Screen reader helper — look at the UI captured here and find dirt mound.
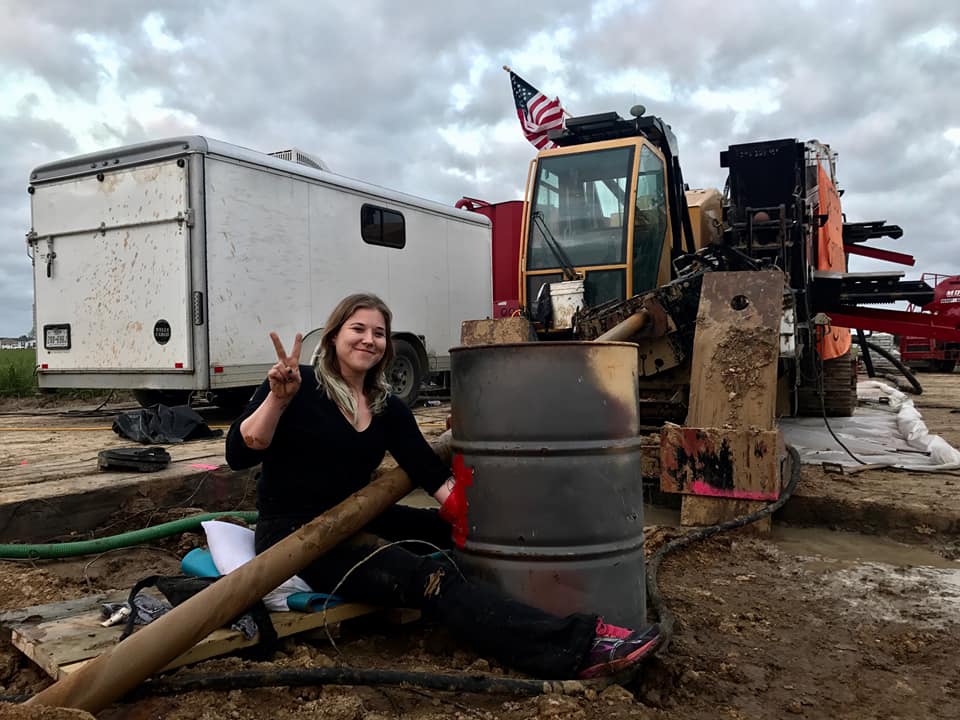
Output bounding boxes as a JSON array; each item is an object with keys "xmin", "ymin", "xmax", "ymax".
[{"xmin": 0, "ymin": 703, "xmax": 94, "ymax": 720}]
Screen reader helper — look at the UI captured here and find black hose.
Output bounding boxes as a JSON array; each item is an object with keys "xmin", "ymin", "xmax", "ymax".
[
  {"xmin": 857, "ymin": 329, "xmax": 876, "ymax": 378},
  {"xmin": 0, "ymin": 694, "xmax": 31, "ymax": 703},
  {"xmin": 645, "ymin": 444, "xmax": 801, "ymax": 652},
  {"xmin": 818, "ymin": 349, "xmax": 866, "ymax": 465},
  {"xmin": 136, "ymin": 667, "xmax": 572, "ymax": 698},
  {"xmin": 858, "ymin": 338, "xmax": 923, "ymax": 395},
  {"xmin": 8, "ymin": 447, "xmax": 802, "ymax": 704}
]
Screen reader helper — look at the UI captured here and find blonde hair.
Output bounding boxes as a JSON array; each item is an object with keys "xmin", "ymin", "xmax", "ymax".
[{"xmin": 311, "ymin": 293, "xmax": 394, "ymax": 423}]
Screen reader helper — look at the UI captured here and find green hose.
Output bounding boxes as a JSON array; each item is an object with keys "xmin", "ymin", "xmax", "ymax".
[{"xmin": 0, "ymin": 511, "xmax": 258, "ymax": 560}]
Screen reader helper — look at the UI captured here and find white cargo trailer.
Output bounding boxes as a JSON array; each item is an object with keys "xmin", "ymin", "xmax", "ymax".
[{"xmin": 27, "ymin": 137, "xmax": 492, "ymax": 408}]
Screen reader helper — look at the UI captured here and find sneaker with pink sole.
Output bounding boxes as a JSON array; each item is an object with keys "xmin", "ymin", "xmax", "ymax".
[{"xmin": 577, "ymin": 618, "xmax": 661, "ymax": 679}]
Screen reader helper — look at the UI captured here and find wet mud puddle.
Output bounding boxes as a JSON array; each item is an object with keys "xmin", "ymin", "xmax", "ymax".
[
  {"xmin": 772, "ymin": 525, "xmax": 960, "ymax": 629},
  {"xmin": 645, "ymin": 503, "xmax": 960, "ymax": 628}
]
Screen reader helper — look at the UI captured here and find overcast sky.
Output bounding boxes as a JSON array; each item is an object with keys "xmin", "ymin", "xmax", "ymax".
[{"xmin": 2, "ymin": 0, "xmax": 958, "ymax": 336}]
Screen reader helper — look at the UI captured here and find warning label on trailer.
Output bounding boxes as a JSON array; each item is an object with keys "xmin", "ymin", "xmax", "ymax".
[{"xmin": 154, "ymin": 319, "xmax": 172, "ymax": 345}]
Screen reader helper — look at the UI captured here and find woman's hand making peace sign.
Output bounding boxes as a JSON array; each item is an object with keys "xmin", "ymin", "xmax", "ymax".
[{"xmin": 267, "ymin": 332, "xmax": 304, "ymax": 402}]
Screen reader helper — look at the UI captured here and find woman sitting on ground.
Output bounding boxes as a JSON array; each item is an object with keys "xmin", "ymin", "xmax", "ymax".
[{"xmin": 225, "ymin": 292, "xmax": 660, "ymax": 679}]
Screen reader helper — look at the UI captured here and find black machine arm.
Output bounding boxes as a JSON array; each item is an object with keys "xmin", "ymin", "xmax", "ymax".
[{"xmin": 842, "ymin": 220, "xmax": 904, "ymax": 244}]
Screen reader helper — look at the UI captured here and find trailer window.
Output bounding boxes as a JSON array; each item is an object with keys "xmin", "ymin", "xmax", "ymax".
[{"xmin": 361, "ymin": 204, "xmax": 406, "ymax": 249}]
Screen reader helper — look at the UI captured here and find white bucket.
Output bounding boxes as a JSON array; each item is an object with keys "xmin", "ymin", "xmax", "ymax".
[{"xmin": 549, "ymin": 279, "xmax": 585, "ymax": 330}]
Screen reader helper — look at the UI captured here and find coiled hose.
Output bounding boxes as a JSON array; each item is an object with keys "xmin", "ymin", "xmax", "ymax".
[
  {"xmin": 0, "ymin": 512, "xmax": 258, "ymax": 560},
  {"xmin": 860, "ymin": 339, "xmax": 923, "ymax": 395}
]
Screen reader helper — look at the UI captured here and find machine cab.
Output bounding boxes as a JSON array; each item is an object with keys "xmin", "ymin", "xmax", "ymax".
[{"xmin": 519, "ymin": 111, "xmax": 697, "ymax": 329}]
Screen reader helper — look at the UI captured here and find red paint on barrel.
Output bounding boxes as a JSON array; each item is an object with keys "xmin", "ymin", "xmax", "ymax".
[{"xmin": 450, "ymin": 453, "xmax": 474, "ymax": 548}]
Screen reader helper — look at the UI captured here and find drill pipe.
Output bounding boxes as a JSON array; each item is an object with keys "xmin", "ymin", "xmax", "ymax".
[
  {"xmin": 595, "ymin": 309, "xmax": 650, "ymax": 342},
  {"xmin": 27, "ymin": 434, "xmax": 452, "ymax": 713}
]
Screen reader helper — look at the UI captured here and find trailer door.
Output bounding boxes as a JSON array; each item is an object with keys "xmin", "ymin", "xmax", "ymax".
[{"xmin": 31, "ymin": 160, "xmax": 194, "ymax": 374}]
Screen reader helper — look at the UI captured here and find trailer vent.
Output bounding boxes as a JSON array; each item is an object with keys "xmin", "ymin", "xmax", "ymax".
[{"xmin": 268, "ymin": 148, "xmax": 329, "ymax": 171}]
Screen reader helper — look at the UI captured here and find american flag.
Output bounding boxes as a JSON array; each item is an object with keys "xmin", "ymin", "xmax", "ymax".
[{"xmin": 509, "ymin": 70, "xmax": 565, "ymax": 150}]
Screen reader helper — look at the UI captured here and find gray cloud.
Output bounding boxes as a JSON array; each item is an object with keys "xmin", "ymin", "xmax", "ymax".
[{"xmin": 0, "ymin": 110, "xmax": 80, "ymax": 336}]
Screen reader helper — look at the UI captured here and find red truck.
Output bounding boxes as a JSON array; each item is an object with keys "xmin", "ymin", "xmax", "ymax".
[{"xmin": 899, "ymin": 273, "xmax": 960, "ymax": 372}]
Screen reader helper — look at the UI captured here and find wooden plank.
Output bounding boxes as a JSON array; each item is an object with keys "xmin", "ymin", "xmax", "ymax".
[
  {"xmin": 0, "ymin": 435, "xmax": 227, "ymax": 489},
  {"xmin": 12, "ymin": 609, "xmax": 118, "ymax": 679},
  {"xmin": 685, "ymin": 270, "xmax": 784, "ymax": 429},
  {"xmin": 459, "ymin": 317, "xmax": 536, "ymax": 346},
  {"xmin": 0, "ymin": 594, "xmax": 116, "ymax": 629},
  {"xmin": 153, "ymin": 603, "xmax": 378, "ymax": 674},
  {"xmin": 0, "ymin": 461, "xmax": 255, "ymax": 543},
  {"xmin": 0, "ymin": 452, "xmax": 227, "ymax": 491},
  {"xmin": 660, "ymin": 425, "xmax": 783, "ymax": 500},
  {"xmin": 639, "ymin": 435, "xmax": 660, "ymax": 479},
  {"xmin": 680, "ymin": 271, "xmax": 784, "ymax": 531},
  {"xmin": 12, "ymin": 600, "xmax": 380, "ymax": 680},
  {"xmin": 680, "ymin": 496, "xmax": 772, "ymax": 534},
  {"xmin": 0, "ymin": 449, "xmax": 228, "ymax": 493},
  {"xmin": 9, "ymin": 591, "xmax": 175, "ymax": 677}
]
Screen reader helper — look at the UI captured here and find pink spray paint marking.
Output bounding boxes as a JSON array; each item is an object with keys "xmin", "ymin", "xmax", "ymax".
[
  {"xmin": 190, "ymin": 463, "xmax": 220, "ymax": 471},
  {"xmin": 450, "ymin": 454, "xmax": 474, "ymax": 549},
  {"xmin": 689, "ymin": 480, "xmax": 778, "ymax": 501}
]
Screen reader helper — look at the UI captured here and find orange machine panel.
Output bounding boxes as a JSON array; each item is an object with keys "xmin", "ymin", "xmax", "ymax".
[{"xmin": 817, "ymin": 163, "xmax": 851, "ymax": 360}]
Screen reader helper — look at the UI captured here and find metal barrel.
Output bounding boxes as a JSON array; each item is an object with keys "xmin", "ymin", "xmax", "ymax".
[{"xmin": 449, "ymin": 341, "xmax": 646, "ymax": 628}]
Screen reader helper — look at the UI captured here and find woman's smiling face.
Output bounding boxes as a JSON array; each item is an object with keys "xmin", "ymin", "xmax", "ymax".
[{"xmin": 333, "ymin": 307, "xmax": 387, "ymax": 380}]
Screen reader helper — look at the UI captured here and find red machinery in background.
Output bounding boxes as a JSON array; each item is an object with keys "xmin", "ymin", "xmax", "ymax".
[
  {"xmin": 456, "ymin": 197, "xmax": 523, "ymax": 318},
  {"xmin": 898, "ymin": 273, "xmax": 960, "ymax": 373}
]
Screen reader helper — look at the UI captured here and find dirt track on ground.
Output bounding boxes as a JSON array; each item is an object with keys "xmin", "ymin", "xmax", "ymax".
[{"xmin": 2, "ymin": 374, "xmax": 959, "ymax": 719}]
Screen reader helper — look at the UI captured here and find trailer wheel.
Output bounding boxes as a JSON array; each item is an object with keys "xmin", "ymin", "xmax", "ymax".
[
  {"xmin": 133, "ymin": 389, "xmax": 192, "ymax": 409},
  {"xmin": 938, "ymin": 360, "xmax": 956, "ymax": 373},
  {"xmin": 389, "ymin": 338, "xmax": 422, "ymax": 407}
]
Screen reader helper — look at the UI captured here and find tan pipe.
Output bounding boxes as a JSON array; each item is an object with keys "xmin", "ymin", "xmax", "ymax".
[
  {"xmin": 28, "ymin": 435, "xmax": 452, "ymax": 713},
  {"xmin": 595, "ymin": 309, "xmax": 650, "ymax": 342}
]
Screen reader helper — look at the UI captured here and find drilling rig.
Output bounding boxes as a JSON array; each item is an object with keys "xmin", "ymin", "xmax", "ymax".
[{"xmin": 483, "ymin": 106, "xmax": 950, "ymax": 420}]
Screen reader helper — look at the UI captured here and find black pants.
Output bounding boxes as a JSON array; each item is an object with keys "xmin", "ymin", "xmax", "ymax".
[{"xmin": 255, "ymin": 505, "xmax": 597, "ymax": 679}]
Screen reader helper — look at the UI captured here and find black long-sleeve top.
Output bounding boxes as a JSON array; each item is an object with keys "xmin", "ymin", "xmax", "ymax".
[{"xmin": 225, "ymin": 366, "xmax": 449, "ymax": 520}]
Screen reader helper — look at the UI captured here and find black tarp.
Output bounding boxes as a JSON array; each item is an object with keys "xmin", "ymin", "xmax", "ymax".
[{"xmin": 111, "ymin": 404, "xmax": 224, "ymax": 444}]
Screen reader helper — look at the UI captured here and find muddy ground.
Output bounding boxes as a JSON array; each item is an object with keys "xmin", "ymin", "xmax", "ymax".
[{"xmin": 2, "ymin": 374, "xmax": 960, "ymax": 719}]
